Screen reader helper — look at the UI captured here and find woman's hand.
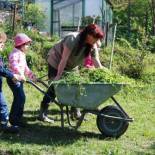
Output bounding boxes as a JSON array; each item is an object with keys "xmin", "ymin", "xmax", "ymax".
[{"xmin": 54, "ymin": 75, "xmax": 61, "ymax": 81}]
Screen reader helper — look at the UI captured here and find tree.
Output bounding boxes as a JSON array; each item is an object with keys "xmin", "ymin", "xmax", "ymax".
[
  {"xmin": 112, "ymin": 0, "xmax": 154, "ymax": 39},
  {"xmin": 23, "ymin": 4, "xmax": 46, "ymax": 30},
  {"xmin": 149, "ymin": 0, "xmax": 155, "ymax": 35}
]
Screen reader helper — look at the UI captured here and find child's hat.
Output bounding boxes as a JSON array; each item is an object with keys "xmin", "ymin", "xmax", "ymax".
[{"xmin": 14, "ymin": 33, "xmax": 32, "ymax": 47}]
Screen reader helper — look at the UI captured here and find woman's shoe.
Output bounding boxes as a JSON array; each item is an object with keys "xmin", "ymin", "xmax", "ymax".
[
  {"xmin": 70, "ymin": 107, "xmax": 81, "ymax": 120},
  {"xmin": 38, "ymin": 115, "xmax": 54, "ymax": 123},
  {"xmin": 38, "ymin": 102, "xmax": 54, "ymax": 123}
]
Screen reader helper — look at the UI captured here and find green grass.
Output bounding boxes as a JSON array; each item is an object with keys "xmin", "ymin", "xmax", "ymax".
[{"xmin": 0, "ymin": 80, "xmax": 154, "ymax": 155}]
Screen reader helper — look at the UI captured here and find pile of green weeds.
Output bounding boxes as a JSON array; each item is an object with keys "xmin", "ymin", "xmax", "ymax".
[{"xmin": 55, "ymin": 68, "xmax": 134, "ymax": 84}]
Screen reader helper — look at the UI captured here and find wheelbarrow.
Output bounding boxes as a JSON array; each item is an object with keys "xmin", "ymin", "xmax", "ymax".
[{"xmin": 27, "ymin": 80, "xmax": 133, "ymax": 138}]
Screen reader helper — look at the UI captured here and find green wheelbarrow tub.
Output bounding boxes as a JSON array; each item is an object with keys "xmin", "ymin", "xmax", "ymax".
[{"xmin": 53, "ymin": 83, "xmax": 125, "ymax": 109}]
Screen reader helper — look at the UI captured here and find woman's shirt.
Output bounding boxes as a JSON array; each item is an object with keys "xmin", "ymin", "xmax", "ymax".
[
  {"xmin": 8, "ymin": 48, "xmax": 34, "ymax": 80},
  {"xmin": 48, "ymin": 32, "xmax": 97, "ymax": 70}
]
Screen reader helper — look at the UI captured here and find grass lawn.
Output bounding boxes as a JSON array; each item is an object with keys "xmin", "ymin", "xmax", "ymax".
[{"xmin": 0, "ymin": 80, "xmax": 154, "ymax": 155}]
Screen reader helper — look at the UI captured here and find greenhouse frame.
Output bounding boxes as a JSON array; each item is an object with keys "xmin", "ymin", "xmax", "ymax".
[
  {"xmin": 34, "ymin": 0, "xmax": 113, "ymax": 42},
  {"xmin": 0, "ymin": 0, "xmax": 113, "ymax": 43}
]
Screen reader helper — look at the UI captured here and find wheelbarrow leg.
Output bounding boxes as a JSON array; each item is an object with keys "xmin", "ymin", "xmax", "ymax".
[
  {"xmin": 75, "ymin": 111, "xmax": 86, "ymax": 130},
  {"xmin": 111, "ymin": 96, "xmax": 131, "ymax": 119},
  {"xmin": 66, "ymin": 106, "xmax": 86, "ymax": 130},
  {"xmin": 60, "ymin": 104, "xmax": 64, "ymax": 128}
]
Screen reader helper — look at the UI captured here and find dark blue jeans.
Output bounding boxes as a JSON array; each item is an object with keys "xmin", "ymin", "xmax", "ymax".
[
  {"xmin": 0, "ymin": 92, "xmax": 9, "ymax": 125},
  {"xmin": 7, "ymin": 79, "xmax": 25, "ymax": 125}
]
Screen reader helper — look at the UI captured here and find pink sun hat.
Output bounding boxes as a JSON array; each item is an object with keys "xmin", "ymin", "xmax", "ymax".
[{"xmin": 14, "ymin": 33, "xmax": 32, "ymax": 47}]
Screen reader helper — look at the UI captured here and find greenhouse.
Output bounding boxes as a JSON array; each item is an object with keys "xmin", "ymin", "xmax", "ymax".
[
  {"xmin": 0, "ymin": 0, "xmax": 113, "ymax": 43},
  {"xmin": 34, "ymin": 0, "xmax": 113, "ymax": 42}
]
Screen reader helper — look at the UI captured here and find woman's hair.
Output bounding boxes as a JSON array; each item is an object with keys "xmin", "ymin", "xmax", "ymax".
[{"xmin": 76, "ymin": 24, "xmax": 104, "ymax": 57}]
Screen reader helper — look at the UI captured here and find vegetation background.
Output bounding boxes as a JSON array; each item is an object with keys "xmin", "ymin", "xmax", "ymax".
[{"xmin": 0, "ymin": 0, "xmax": 155, "ymax": 154}]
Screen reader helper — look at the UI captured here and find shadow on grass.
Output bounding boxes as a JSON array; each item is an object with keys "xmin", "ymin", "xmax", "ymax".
[
  {"xmin": 0, "ymin": 122, "xmax": 108, "ymax": 146},
  {"xmin": 24, "ymin": 109, "xmax": 64, "ymax": 116},
  {"xmin": 24, "ymin": 109, "xmax": 74, "ymax": 122},
  {"xmin": 0, "ymin": 108, "xmax": 115, "ymax": 146}
]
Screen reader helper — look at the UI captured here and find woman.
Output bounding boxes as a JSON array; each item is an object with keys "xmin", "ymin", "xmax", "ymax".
[{"xmin": 39, "ymin": 24, "xmax": 104, "ymax": 122}]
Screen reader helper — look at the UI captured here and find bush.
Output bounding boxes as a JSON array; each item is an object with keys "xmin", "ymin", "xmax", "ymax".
[
  {"xmin": 118, "ymin": 47, "xmax": 147, "ymax": 79},
  {"xmin": 100, "ymin": 38, "xmax": 148, "ymax": 79},
  {"xmin": 1, "ymin": 28, "xmax": 59, "ymax": 76},
  {"xmin": 23, "ymin": 4, "xmax": 46, "ymax": 30},
  {"xmin": 2, "ymin": 41, "xmax": 14, "ymax": 68},
  {"xmin": 141, "ymin": 73, "xmax": 155, "ymax": 84},
  {"xmin": 146, "ymin": 36, "xmax": 155, "ymax": 53}
]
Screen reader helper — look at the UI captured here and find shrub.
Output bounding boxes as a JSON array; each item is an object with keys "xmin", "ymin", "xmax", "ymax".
[
  {"xmin": 23, "ymin": 4, "xmax": 46, "ymax": 30},
  {"xmin": 146, "ymin": 36, "xmax": 155, "ymax": 53},
  {"xmin": 100, "ymin": 38, "xmax": 148, "ymax": 79}
]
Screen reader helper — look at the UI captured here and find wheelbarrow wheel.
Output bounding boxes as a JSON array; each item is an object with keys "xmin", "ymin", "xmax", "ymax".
[{"xmin": 97, "ymin": 105, "xmax": 129, "ymax": 138}]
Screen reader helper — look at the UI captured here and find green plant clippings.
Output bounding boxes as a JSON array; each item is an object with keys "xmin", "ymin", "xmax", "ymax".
[{"xmin": 53, "ymin": 68, "xmax": 134, "ymax": 85}]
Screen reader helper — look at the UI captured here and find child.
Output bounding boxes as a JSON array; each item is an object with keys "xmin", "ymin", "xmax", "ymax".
[
  {"xmin": 7, "ymin": 33, "xmax": 37, "ymax": 127},
  {"xmin": 84, "ymin": 40, "xmax": 102, "ymax": 69},
  {"xmin": 0, "ymin": 32, "xmax": 20, "ymax": 133},
  {"xmin": 84, "ymin": 53, "xmax": 95, "ymax": 68}
]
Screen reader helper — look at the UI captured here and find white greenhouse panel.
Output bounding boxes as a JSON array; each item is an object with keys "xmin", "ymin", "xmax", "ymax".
[
  {"xmin": 35, "ymin": 0, "xmax": 51, "ymax": 33},
  {"xmin": 85, "ymin": 0, "xmax": 102, "ymax": 17},
  {"xmin": 54, "ymin": 0, "xmax": 81, "ymax": 9}
]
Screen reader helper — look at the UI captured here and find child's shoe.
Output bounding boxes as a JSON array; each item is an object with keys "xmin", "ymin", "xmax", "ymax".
[
  {"xmin": 0, "ymin": 124, "xmax": 19, "ymax": 133},
  {"xmin": 10, "ymin": 121, "xmax": 27, "ymax": 128}
]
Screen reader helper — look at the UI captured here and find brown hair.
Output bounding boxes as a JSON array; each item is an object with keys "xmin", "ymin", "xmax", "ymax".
[
  {"xmin": 76, "ymin": 24, "xmax": 104, "ymax": 57},
  {"xmin": 83, "ymin": 24, "xmax": 104, "ymax": 39}
]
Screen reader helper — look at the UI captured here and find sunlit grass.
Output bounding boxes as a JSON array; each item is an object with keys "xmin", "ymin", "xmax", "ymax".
[{"xmin": 0, "ymin": 80, "xmax": 154, "ymax": 155}]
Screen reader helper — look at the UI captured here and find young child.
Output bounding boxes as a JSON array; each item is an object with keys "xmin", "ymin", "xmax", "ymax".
[
  {"xmin": 0, "ymin": 32, "xmax": 20, "ymax": 133},
  {"xmin": 84, "ymin": 40, "xmax": 102, "ymax": 68},
  {"xmin": 84, "ymin": 53, "xmax": 95, "ymax": 69},
  {"xmin": 7, "ymin": 33, "xmax": 37, "ymax": 127}
]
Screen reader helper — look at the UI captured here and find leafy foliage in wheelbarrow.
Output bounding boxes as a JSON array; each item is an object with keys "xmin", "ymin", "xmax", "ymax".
[{"xmin": 56, "ymin": 68, "xmax": 134, "ymax": 84}]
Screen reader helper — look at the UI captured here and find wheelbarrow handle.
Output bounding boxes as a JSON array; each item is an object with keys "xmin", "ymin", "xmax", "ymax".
[
  {"xmin": 36, "ymin": 78, "xmax": 49, "ymax": 88},
  {"xmin": 26, "ymin": 80, "xmax": 46, "ymax": 95}
]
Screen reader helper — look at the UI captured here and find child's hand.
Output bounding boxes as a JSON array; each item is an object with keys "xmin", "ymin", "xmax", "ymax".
[
  {"xmin": 20, "ymin": 75, "xmax": 26, "ymax": 82},
  {"xmin": 31, "ymin": 74, "xmax": 37, "ymax": 82},
  {"xmin": 12, "ymin": 74, "xmax": 19, "ymax": 83},
  {"xmin": 12, "ymin": 74, "xmax": 26, "ymax": 83}
]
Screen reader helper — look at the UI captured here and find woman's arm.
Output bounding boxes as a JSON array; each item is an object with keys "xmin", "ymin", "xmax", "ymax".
[
  {"xmin": 54, "ymin": 45, "xmax": 71, "ymax": 80},
  {"xmin": 92, "ymin": 46, "xmax": 103, "ymax": 68}
]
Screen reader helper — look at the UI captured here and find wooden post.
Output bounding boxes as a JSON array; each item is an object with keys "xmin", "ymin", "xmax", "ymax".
[
  {"xmin": 12, "ymin": 4, "xmax": 17, "ymax": 32},
  {"xmin": 50, "ymin": 0, "xmax": 54, "ymax": 35},
  {"xmin": 77, "ymin": 17, "xmax": 81, "ymax": 31},
  {"xmin": 22, "ymin": 0, "xmax": 25, "ymax": 20},
  {"xmin": 109, "ymin": 23, "xmax": 117, "ymax": 70},
  {"xmin": 105, "ymin": 22, "xmax": 109, "ymax": 46},
  {"xmin": 127, "ymin": 0, "xmax": 131, "ymax": 38}
]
